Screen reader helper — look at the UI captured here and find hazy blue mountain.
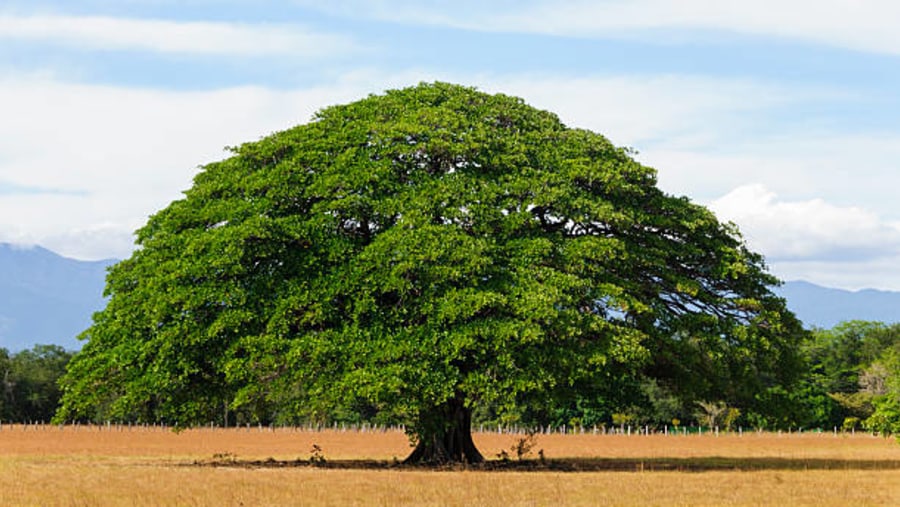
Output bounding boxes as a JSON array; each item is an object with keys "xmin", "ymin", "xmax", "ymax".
[
  {"xmin": 0, "ymin": 243, "xmax": 115, "ymax": 351},
  {"xmin": 776, "ymin": 280, "xmax": 900, "ymax": 329}
]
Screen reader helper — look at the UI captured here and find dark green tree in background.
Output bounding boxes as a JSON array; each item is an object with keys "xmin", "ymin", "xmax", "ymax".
[
  {"xmin": 1, "ymin": 345, "xmax": 72, "ymax": 422},
  {"xmin": 56, "ymin": 83, "xmax": 806, "ymax": 463}
]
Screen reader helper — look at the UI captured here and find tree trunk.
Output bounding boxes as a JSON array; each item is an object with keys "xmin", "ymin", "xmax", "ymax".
[{"xmin": 404, "ymin": 397, "xmax": 484, "ymax": 465}]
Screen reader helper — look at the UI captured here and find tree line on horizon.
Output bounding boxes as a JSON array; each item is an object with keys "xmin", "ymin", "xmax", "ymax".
[{"xmin": 0, "ymin": 345, "xmax": 72, "ymax": 423}]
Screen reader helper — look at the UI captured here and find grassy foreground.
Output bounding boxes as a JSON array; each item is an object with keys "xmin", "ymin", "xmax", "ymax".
[{"xmin": 2, "ymin": 425, "xmax": 900, "ymax": 506}]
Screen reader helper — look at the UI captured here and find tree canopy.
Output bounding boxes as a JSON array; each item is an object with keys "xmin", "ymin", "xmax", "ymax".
[{"xmin": 56, "ymin": 82, "xmax": 806, "ymax": 463}]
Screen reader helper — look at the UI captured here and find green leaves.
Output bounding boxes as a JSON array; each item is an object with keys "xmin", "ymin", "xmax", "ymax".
[{"xmin": 57, "ymin": 82, "xmax": 804, "ymax": 436}]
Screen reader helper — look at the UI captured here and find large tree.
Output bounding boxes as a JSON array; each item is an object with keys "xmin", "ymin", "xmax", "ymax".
[{"xmin": 56, "ymin": 82, "xmax": 805, "ymax": 463}]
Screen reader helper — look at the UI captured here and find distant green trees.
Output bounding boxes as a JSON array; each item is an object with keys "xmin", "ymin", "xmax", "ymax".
[
  {"xmin": 800, "ymin": 321, "xmax": 900, "ymax": 433},
  {"xmin": 0, "ymin": 345, "xmax": 72, "ymax": 422}
]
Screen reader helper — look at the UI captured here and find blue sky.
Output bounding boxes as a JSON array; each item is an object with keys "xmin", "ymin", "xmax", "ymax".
[{"xmin": 2, "ymin": 1, "xmax": 900, "ymax": 290}]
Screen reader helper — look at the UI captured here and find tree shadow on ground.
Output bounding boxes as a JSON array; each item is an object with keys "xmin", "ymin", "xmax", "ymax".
[{"xmin": 191, "ymin": 456, "xmax": 900, "ymax": 473}]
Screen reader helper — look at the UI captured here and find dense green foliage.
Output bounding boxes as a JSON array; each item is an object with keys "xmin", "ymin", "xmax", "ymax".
[
  {"xmin": 56, "ymin": 83, "xmax": 806, "ymax": 461},
  {"xmin": 0, "ymin": 345, "xmax": 72, "ymax": 422},
  {"xmin": 798, "ymin": 321, "xmax": 900, "ymax": 433}
]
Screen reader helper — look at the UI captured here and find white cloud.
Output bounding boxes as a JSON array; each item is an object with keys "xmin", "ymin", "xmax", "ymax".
[
  {"xmin": 0, "ymin": 74, "xmax": 384, "ymax": 259},
  {"xmin": 0, "ymin": 199, "xmax": 139, "ymax": 260},
  {"xmin": 710, "ymin": 184, "xmax": 900, "ymax": 262},
  {"xmin": 0, "ymin": 13, "xmax": 357, "ymax": 57},
  {"xmin": 0, "ymin": 69, "xmax": 447, "ymax": 260},
  {"xmin": 769, "ymin": 256, "xmax": 900, "ymax": 292},
  {"xmin": 303, "ymin": 0, "xmax": 900, "ymax": 55},
  {"xmin": 708, "ymin": 184, "xmax": 900, "ymax": 290},
  {"xmin": 643, "ymin": 131, "xmax": 900, "ymax": 219},
  {"xmin": 470, "ymin": 74, "xmax": 804, "ymax": 148}
]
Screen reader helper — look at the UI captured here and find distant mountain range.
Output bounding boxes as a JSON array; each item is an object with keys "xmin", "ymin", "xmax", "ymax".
[
  {"xmin": 0, "ymin": 244, "xmax": 114, "ymax": 351},
  {"xmin": 774, "ymin": 280, "xmax": 899, "ymax": 329},
  {"xmin": 0, "ymin": 243, "xmax": 898, "ymax": 351}
]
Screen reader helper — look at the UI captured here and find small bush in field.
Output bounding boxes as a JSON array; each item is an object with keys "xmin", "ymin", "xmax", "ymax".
[
  {"xmin": 511, "ymin": 431, "xmax": 538, "ymax": 461},
  {"xmin": 309, "ymin": 444, "xmax": 326, "ymax": 465}
]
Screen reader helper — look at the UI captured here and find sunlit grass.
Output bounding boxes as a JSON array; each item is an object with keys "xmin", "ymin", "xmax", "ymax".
[{"xmin": 2, "ymin": 425, "xmax": 900, "ymax": 506}]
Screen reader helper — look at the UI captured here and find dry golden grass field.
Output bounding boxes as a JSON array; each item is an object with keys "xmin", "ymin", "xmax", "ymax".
[{"xmin": 3, "ymin": 424, "xmax": 900, "ymax": 506}]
